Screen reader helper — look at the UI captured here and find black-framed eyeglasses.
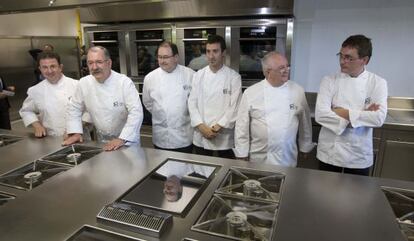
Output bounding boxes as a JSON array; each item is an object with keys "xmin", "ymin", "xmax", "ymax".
[
  {"xmin": 268, "ymin": 65, "xmax": 290, "ymax": 74},
  {"xmin": 157, "ymin": 55, "xmax": 174, "ymax": 60},
  {"xmin": 336, "ymin": 53, "xmax": 359, "ymax": 62}
]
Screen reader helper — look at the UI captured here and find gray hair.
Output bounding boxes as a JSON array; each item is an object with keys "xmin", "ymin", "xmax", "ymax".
[
  {"xmin": 88, "ymin": 46, "xmax": 111, "ymax": 60},
  {"xmin": 261, "ymin": 51, "xmax": 284, "ymax": 73}
]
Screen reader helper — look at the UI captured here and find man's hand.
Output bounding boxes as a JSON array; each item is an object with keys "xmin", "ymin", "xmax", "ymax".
[
  {"xmin": 332, "ymin": 107, "xmax": 350, "ymax": 121},
  {"xmin": 0, "ymin": 86, "xmax": 15, "ymax": 99},
  {"xmin": 62, "ymin": 133, "xmax": 83, "ymax": 146},
  {"xmin": 31, "ymin": 121, "xmax": 47, "ymax": 138},
  {"xmin": 366, "ymin": 103, "xmax": 380, "ymax": 111},
  {"xmin": 103, "ymin": 138, "xmax": 125, "ymax": 151},
  {"xmin": 211, "ymin": 124, "xmax": 222, "ymax": 133},
  {"xmin": 197, "ymin": 123, "xmax": 217, "ymax": 139},
  {"xmin": 7, "ymin": 86, "xmax": 15, "ymax": 92}
]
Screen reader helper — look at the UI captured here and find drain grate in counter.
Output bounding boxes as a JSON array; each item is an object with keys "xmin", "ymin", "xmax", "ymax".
[{"xmin": 97, "ymin": 203, "xmax": 172, "ymax": 238}]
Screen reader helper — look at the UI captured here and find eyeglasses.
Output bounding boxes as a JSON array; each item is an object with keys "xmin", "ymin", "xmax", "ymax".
[
  {"xmin": 268, "ymin": 65, "xmax": 290, "ymax": 74},
  {"xmin": 336, "ymin": 53, "xmax": 359, "ymax": 62},
  {"xmin": 40, "ymin": 65, "xmax": 60, "ymax": 71},
  {"xmin": 87, "ymin": 59, "xmax": 108, "ymax": 66},
  {"xmin": 157, "ymin": 55, "xmax": 174, "ymax": 60}
]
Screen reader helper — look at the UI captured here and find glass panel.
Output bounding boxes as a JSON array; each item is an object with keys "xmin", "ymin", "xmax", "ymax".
[
  {"xmin": 92, "ymin": 42, "xmax": 120, "ymax": 73},
  {"xmin": 240, "ymin": 26, "xmax": 277, "ymax": 38},
  {"xmin": 136, "ymin": 42, "xmax": 158, "ymax": 76},
  {"xmin": 185, "ymin": 41, "xmax": 208, "ymax": 71},
  {"xmin": 183, "ymin": 28, "xmax": 216, "ymax": 71},
  {"xmin": 136, "ymin": 30, "xmax": 166, "ymax": 76},
  {"xmin": 239, "ymin": 27, "xmax": 277, "ymax": 80},
  {"xmin": 239, "ymin": 40, "xmax": 275, "ymax": 80},
  {"xmin": 93, "ymin": 32, "xmax": 118, "ymax": 41},
  {"xmin": 121, "ymin": 159, "xmax": 217, "ymax": 215},
  {"xmin": 184, "ymin": 28, "xmax": 216, "ymax": 39}
]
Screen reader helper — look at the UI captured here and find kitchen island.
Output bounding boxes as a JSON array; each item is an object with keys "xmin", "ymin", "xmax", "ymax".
[{"xmin": 0, "ymin": 130, "xmax": 412, "ymax": 241}]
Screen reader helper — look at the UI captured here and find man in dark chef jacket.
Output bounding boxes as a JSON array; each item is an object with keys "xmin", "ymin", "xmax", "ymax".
[
  {"xmin": 315, "ymin": 35, "xmax": 388, "ymax": 176},
  {"xmin": 0, "ymin": 76, "xmax": 15, "ymax": 130}
]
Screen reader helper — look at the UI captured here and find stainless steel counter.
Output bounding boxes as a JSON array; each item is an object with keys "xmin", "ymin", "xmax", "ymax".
[{"xmin": 0, "ymin": 129, "xmax": 413, "ymax": 241}]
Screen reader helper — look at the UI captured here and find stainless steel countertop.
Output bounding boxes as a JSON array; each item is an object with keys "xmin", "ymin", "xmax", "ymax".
[{"xmin": 0, "ymin": 130, "xmax": 413, "ymax": 241}]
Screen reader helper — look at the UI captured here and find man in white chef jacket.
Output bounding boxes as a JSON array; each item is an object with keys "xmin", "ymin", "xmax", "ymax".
[
  {"xmin": 315, "ymin": 35, "xmax": 388, "ymax": 176},
  {"xmin": 234, "ymin": 52, "xmax": 314, "ymax": 167},
  {"xmin": 188, "ymin": 35, "xmax": 242, "ymax": 158},
  {"xmin": 19, "ymin": 51, "xmax": 86, "ymax": 137},
  {"xmin": 63, "ymin": 46, "xmax": 143, "ymax": 151},
  {"xmin": 143, "ymin": 41, "xmax": 194, "ymax": 153}
]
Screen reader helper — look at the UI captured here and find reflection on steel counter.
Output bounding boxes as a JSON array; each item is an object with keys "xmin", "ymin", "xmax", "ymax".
[
  {"xmin": 97, "ymin": 158, "xmax": 218, "ymax": 237},
  {"xmin": 0, "ymin": 134, "xmax": 23, "ymax": 148},
  {"xmin": 382, "ymin": 187, "xmax": 414, "ymax": 241},
  {"xmin": 0, "ymin": 191, "xmax": 15, "ymax": 206}
]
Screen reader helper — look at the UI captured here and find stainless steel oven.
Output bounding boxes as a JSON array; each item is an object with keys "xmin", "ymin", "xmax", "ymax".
[
  {"xmin": 134, "ymin": 29, "xmax": 172, "ymax": 77},
  {"xmin": 89, "ymin": 31, "xmax": 121, "ymax": 73},
  {"xmin": 176, "ymin": 26, "xmax": 225, "ymax": 71},
  {"xmin": 129, "ymin": 28, "xmax": 172, "ymax": 126},
  {"xmin": 230, "ymin": 19, "xmax": 291, "ymax": 88}
]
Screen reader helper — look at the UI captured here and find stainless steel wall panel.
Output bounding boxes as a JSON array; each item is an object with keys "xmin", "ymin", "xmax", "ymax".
[{"xmin": 79, "ymin": 0, "xmax": 293, "ymax": 24}]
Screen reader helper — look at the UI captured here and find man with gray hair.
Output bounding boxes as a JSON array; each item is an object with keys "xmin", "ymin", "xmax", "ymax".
[
  {"xmin": 234, "ymin": 52, "xmax": 314, "ymax": 167},
  {"xmin": 63, "ymin": 46, "xmax": 143, "ymax": 151}
]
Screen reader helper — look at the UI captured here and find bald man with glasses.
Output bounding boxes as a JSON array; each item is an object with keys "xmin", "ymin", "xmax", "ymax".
[
  {"xmin": 234, "ymin": 51, "xmax": 314, "ymax": 167},
  {"xmin": 315, "ymin": 34, "xmax": 388, "ymax": 176}
]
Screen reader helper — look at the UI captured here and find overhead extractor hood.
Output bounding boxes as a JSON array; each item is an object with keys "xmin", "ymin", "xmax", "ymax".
[{"xmin": 79, "ymin": 0, "xmax": 293, "ymax": 24}]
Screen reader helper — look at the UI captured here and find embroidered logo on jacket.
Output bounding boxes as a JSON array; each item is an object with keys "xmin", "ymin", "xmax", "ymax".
[
  {"xmin": 223, "ymin": 88, "xmax": 232, "ymax": 95},
  {"xmin": 113, "ymin": 101, "xmax": 124, "ymax": 107},
  {"xmin": 183, "ymin": 85, "xmax": 191, "ymax": 91},
  {"xmin": 289, "ymin": 104, "xmax": 298, "ymax": 110}
]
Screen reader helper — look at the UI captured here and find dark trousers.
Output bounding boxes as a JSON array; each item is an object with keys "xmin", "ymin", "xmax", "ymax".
[
  {"xmin": 0, "ymin": 111, "xmax": 11, "ymax": 130},
  {"xmin": 154, "ymin": 144, "xmax": 194, "ymax": 154},
  {"xmin": 319, "ymin": 161, "xmax": 370, "ymax": 176},
  {"xmin": 194, "ymin": 145, "xmax": 235, "ymax": 159}
]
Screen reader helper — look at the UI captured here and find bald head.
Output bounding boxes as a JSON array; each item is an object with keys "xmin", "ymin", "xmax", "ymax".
[{"xmin": 261, "ymin": 51, "xmax": 290, "ymax": 87}]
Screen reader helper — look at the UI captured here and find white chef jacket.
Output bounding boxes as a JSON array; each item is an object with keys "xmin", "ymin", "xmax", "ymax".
[
  {"xmin": 188, "ymin": 65, "xmax": 242, "ymax": 150},
  {"xmin": 315, "ymin": 70, "xmax": 388, "ymax": 168},
  {"xmin": 234, "ymin": 79, "xmax": 314, "ymax": 167},
  {"xmin": 66, "ymin": 70, "xmax": 143, "ymax": 143},
  {"xmin": 19, "ymin": 75, "xmax": 84, "ymax": 136},
  {"xmin": 143, "ymin": 65, "xmax": 194, "ymax": 149}
]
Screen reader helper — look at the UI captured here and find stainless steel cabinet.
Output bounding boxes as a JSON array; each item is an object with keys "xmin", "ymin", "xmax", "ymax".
[{"xmin": 374, "ymin": 129, "xmax": 414, "ymax": 182}]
